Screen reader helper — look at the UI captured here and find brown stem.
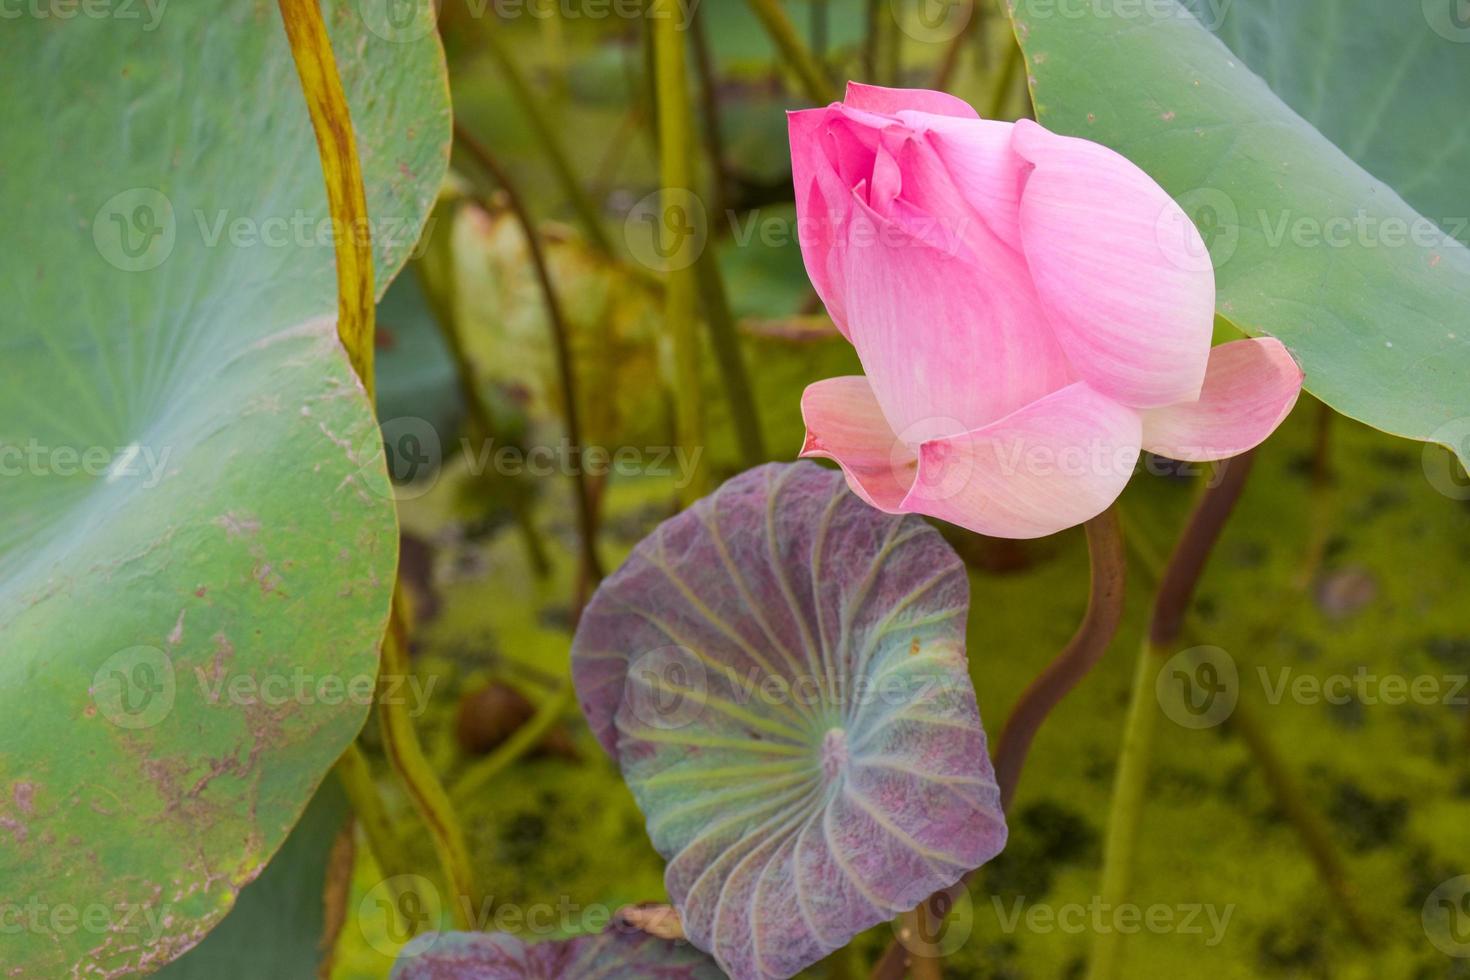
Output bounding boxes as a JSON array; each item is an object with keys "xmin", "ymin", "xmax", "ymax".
[
  {"xmin": 871, "ymin": 508, "xmax": 1126, "ymax": 980},
  {"xmin": 992, "ymin": 507, "xmax": 1127, "ymax": 809},
  {"xmin": 454, "ymin": 123, "xmax": 605, "ymax": 586},
  {"xmin": 1149, "ymin": 450, "xmax": 1255, "ymax": 648}
]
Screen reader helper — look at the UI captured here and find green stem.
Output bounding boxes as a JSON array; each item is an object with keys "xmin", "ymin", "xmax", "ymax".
[
  {"xmin": 482, "ymin": 22, "xmax": 611, "ymax": 253},
  {"xmin": 689, "ymin": 3, "xmax": 730, "ymax": 221},
  {"xmin": 378, "ymin": 592, "xmax": 478, "ymax": 929},
  {"xmin": 930, "ymin": 0, "xmax": 981, "ymax": 90},
  {"xmin": 334, "ymin": 743, "xmax": 409, "ymax": 882},
  {"xmin": 1089, "ymin": 451, "xmax": 1256, "ymax": 980},
  {"xmin": 694, "ymin": 249, "xmax": 766, "ymax": 468},
  {"xmin": 278, "ymin": 0, "xmax": 477, "ymax": 929},
  {"xmin": 987, "ymin": 30, "xmax": 1024, "ymax": 120},
  {"xmin": 451, "ymin": 681, "xmax": 574, "ymax": 805},
  {"xmin": 454, "ymin": 123, "xmax": 606, "ymax": 585},
  {"xmin": 745, "ymin": 0, "xmax": 839, "ymax": 104},
  {"xmin": 653, "ymin": 0, "xmax": 708, "ymax": 504},
  {"xmin": 410, "ymin": 259, "xmax": 551, "ymax": 578}
]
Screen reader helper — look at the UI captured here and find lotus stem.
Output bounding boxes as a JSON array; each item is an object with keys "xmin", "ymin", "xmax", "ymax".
[
  {"xmin": 687, "ymin": 7, "xmax": 767, "ymax": 469},
  {"xmin": 481, "ymin": 22, "xmax": 612, "ymax": 254},
  {"xmin": 278, "ymin": 0, "xmax": 478, "ymax": 930},
  {"xmin": 694, "ymin": 251, "xmax": 767, "ymax": 468},
  {"xmin": 454, "ymin": 123, "xmax": 606, "ymax": 585},
  {"xmin": 379, "ymin": 588, "xmax": 479, "ymax": 929},
  {"xmin": 992, "ymin": 507, "xmax": 1127, "ymax": 808},
  {"xmin": 689, "ymin": 3, "xmax": 730, "ymax": 221},
  {"xmin": 409, "ymin": 260, "xmax": 552, "ymax": 578},
  {"xmin": 1088, "ymin": 451, "xmax": 1256, "ymax": 980},
  {"xmin": 653, "ymin": 0, "xmax": 709, "ymax": 504},
  {"xmin": 930, "ymin": 0, "xmax": 982, "ymax": 91},
  {"xmin": 1119, "ymin": 472, "xmax": 1374, "ymax": 947},
  {"xmin": 745, "ymin": 0, "xmax": 839, "ymax": 105},
  {"xmin": 276, "ymin": 0, "xmax": 375, "ymax": 393},
  {"xmin": 987, "ymin": 29, "xmax": 1024, "ymax": 121},
  {"xmin": 334, "ymin": 744, "xmax": 409, "ymax": 885},
  {"xmin": 872, "ymin": 508, "xmax": 1126, "ymax": 979}
]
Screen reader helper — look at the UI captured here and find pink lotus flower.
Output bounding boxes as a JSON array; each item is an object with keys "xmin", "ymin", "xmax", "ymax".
[{"xmin": 791, "ymin": 83, "xmax": 1303, "ymax": 538}]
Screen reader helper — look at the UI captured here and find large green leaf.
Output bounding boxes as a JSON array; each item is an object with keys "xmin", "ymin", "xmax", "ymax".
[
  {"xmin": 154, "ymin": 779, "xmax": 351, "ymax": 979},
  {"xmin": 0, "ymin": 6, "xmax": 448, "ymax": 976},
  {"xmin": 1009, "ymin": 0, "xmax": 1470, "ymax": 463}
]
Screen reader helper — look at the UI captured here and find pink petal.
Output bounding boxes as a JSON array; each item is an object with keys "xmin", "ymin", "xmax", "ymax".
[
  {"xmin": 1012, "ymin": 119, "xmax": 1215, "ymax": 409},
  {"xmin": 843, "ymin": 81, "xmax": 979, "ymax": 120},
  {"xmin": 799, "ymin": 376, "xmax": 915, "ymax": 511},
  {"xmin": 895, "ymin": 114, "xmax": 1026, "ymax": 253},
  {"xmin": 843, "ymin": 194, "xmax": 1074, "ymax": 437},
  {"xmin": 1141, "ymin": 337, "xmax": 1304, "ymax": 461},
  {"xmin": 903, "ymin": 383, "xmax": 1143, "ymax": 539},
  {"xmin": 789, "ymin": 108, "xmax": 859, "ymax": 337}
]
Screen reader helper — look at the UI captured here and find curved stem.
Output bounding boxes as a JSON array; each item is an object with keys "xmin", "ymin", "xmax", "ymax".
[
  {"xmin": 278, "ymin": 0, "xmax": 477, "ymax": 928},
  {"xmin": 1088, "ymin": 451, "xmax": 1255, "ymax": 980},
  {"xmin": 872, "ymin": 508, "xmax": 1126, "ymax": 980},
  {"xmin": 334, "ymin": 743, "xmax": 413, "ymax": 890},
  {"xmin": 992, "ymin": 507, "xmax": 1127, "ymax": 809},
  {"xmin": 379, "ymin": 589, "xmax": 478, "ymax": 928},
  {"xmin": 277, "ymin": 0, "xmax": 375, "ymax": 392},
  {"xmin": 454, "ymin": 123, "xmax": 606, "ymax": 585}
]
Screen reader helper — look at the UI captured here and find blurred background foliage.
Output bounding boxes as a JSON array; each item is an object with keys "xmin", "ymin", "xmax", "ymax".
[{"xmin": 228, "ymin": 1, "xmax": 1470, "ymax": 976}]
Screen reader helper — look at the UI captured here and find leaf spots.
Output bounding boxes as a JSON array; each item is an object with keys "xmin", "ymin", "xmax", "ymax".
[{"xmin": 212, "ymin": 512, "xmax": 261, "ymax": 539}]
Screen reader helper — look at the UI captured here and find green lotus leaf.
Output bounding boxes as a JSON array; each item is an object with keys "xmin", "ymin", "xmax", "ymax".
[
  {"xmin": 0, "ymin": 6, "xmax": 448, "ymax": 975},
  {"xmin": 1009, "ymin": 0, "xmax": 1470, "ymax": 463}
]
